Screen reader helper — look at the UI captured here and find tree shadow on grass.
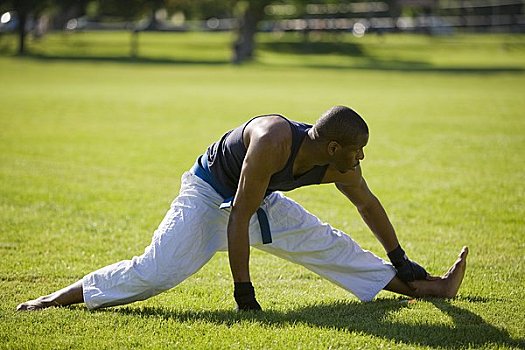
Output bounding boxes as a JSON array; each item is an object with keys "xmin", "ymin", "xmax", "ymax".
[
  {"xmin": 10, "ymin": 52, "xmax": 230, "ymax": 66},
  {"xmin": 3, "ymin": 51, "xmax": 205, "ymax": 66},
  {"xmin": 260, "ymin": 40, "xmax": 365, "ymax": 56},
  {"xmin": 310, "ymin": 61, "xmax": 525, "ymax": 74},
  {"xmin": 259, "ymin": 39, "xmax": 525, "ymax": 74},
  {"xmin": 108, "ymin": 298, "xmax": 524, "ymax": 349},
  {"xmin": 4, "ymin": 50, "xmax": 523, "ymax": 74}
]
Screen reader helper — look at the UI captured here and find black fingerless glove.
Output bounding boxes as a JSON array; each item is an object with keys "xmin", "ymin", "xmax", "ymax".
[
  {"xmin": 388, "ymin": 245, "xmax": 428, "ymax": 282},
  {"xmin": 234, "ymin": 282, "xmax": 262, "ymax": 311}
]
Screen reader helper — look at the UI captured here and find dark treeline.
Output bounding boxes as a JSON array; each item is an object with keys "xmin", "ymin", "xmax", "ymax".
[{"xmin": 0, "ymin": 0, "xmax": 414, "ymax": 62}]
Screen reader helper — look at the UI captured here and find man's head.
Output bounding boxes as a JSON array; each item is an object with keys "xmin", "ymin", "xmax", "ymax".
[
  {"xmin": 312, "ymin": 106, "xmax": 369, "ymax": 173},
  {"xmin": 312, "ymin": 105, "xmax": 369, "ymax": 146}
]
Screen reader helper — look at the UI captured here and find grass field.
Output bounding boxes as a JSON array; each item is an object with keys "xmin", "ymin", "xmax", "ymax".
[{"xmin": 0, "ymin": 31, "xmax": 524, "ymax": 349}]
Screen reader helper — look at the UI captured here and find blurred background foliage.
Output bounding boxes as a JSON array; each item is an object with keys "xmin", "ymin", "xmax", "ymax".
[{"xmin": 0, "ymin": 0, "xmax": 523, "ymax": 62}]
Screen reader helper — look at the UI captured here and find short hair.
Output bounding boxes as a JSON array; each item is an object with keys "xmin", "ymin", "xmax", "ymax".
[{"xmin": 312, "ymin": 106, "xmax": 369, "ymax": 146}]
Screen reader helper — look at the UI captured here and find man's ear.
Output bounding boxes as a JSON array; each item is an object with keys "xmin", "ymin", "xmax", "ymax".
[{"xmin": 327, "ymin": 141, "xmax": 341, "ymax": 156}]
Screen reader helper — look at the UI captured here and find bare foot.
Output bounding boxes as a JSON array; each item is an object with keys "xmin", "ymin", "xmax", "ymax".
[
  {"xmin": 16, "ymin": 297, "xmax": 60, "ymax": 312},
  {"xmin": 441, "ymin": 246, "xmax": 469, "ymax": 298},
  {"xmin": 17, "ymin": 281, "xmax": 84, "ymax": 312}
]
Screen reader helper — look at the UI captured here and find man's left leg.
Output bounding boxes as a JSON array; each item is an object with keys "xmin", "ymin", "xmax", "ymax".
[
  {"xmin": 17, "ymin": 280, "xmax": 83, "ymax": 311},
  {"xmin": 17, "ymin": 171, "xmax": 230, "ymax": 311}
]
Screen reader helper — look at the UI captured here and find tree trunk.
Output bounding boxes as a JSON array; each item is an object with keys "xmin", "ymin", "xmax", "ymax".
[
  {"xmin": 18, "ymin": 11, "xmax": 28, "ymax": 55},
  {"xmin": 14, "ymin": 0, "xmax": 35, "ymax": 56},
  {"xmin": 232, "ymin": 1, "xmax": 269, "ymax": 64},
  {"xmin": 130, "ymin": 30, "xmax": 139, "ymax": 58}
]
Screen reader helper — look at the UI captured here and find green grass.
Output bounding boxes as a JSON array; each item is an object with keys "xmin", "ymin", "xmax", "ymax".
[{"xmin": 1, "ymin": 31, "xmax": 524, "ymax": 349}]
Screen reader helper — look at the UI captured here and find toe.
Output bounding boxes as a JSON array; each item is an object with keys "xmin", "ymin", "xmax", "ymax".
[
  {"xmin": 16, "ymin": 303, "xmax": 31, "ymax": 311},
  {"xmin": 460, "ymin": 246, "xmax": 469, "ymax": 258}
]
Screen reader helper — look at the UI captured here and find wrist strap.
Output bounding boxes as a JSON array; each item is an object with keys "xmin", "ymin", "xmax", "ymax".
[
  {"xmin": 234, "ymin": 282, "xmax": 255, "ymax": 297},
  {"xmin": 387, "ymin": 245, "xmax": 408, "ymax": 266},
  {"xmin": 234, "ymin": 282, "xmax": 256, "ymax": 304}
]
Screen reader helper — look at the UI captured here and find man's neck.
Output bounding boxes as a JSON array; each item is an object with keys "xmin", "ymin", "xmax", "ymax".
[{"xmin": 293, "ymin": 129, "xmax": 328, "ymax": 176}]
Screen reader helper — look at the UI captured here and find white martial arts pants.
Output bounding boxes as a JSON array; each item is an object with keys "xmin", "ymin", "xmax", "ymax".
[{"xmin": 82, "ymin": 172, "xmax": 396, "ymax": 309}]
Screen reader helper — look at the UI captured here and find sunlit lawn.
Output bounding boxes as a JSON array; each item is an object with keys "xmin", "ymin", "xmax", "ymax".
[{"xmin": 0, "ymin": 31, "xmax": 524, "ymax": 349}]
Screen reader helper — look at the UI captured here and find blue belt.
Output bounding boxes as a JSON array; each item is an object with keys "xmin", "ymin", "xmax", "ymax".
[{"xmin": 190, "ymin": 154, "xmax": 272, "ymax": 245}]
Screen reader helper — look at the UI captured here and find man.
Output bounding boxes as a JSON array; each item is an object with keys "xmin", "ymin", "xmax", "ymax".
[{"xmin": 17, "ymin": 106, "xmax": 467, "ymax": 312}]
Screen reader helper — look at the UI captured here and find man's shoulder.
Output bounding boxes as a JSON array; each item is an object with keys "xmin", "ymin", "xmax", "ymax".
[
  {"xmin": 244, "ymin": 115, "xmax": 293, "ymax": 146},
  {"xmin": 251, "ymin": 114, "xmax": 291, "ymax": 131}
]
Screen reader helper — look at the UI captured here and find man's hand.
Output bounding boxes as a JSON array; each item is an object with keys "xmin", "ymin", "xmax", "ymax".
[
  {"xmin": 388, "ymin": 245, "xmax": 428, "ymax": 282},
  {"xmin": 234, "ymin": 282, "xmax": 262, "ymax": 311}
]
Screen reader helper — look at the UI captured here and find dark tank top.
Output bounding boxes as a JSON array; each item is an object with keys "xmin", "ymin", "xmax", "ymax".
[{"xmin": 206, "ymin": 114, "xmax": 328, "ymax": 198}]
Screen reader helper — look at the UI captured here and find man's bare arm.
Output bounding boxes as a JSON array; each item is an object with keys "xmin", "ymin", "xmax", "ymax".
[
  {"xmin": 324, "ymin": 166, "xmax": 428, "ymax": 282},
  {"xmin": 227, "ymin": 119, "xmax": 290, "ymax": 310},
  {"xmin": 228, "ymin": 120, "xmax": 290, "ymax": 283},
  {"xmin": 334, "ymin": 169, "xmax": 400, "ymax": 252},
  {"xmin": 227, "ymin": 150, "xmax": 272, "ymax": 283}
]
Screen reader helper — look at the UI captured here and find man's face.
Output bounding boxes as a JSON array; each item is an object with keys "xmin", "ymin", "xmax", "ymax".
[{"xmin": 333, "ymin": 134, "xmax": 368, "ymax": 173}]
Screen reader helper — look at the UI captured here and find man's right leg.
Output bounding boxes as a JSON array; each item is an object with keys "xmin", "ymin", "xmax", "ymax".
[
  {"xmin": 384, "ymin": 246, "xmax": 468, "ymax": 299},
  {"xmin": 255, "ymin": 192, "xmax": 397, "ymax": 302},
  {"xmin": 256, "ymin": 192, "xmax": 468, "ymax": 302}
]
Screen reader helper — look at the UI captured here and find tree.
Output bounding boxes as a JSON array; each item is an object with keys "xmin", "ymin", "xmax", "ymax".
[
  {"xmin": 0, "ymin": 0, "xmax": 46, "ymax": 55},
  {"xmin": 232, "ymin": 0, "xmax": 272, "ymax": 64},
  {"xmin": 0, "ymin": 0, "xmax": 86, "ymax": 55},
  {"xmin": 0, "ymin": 0, "xmax": 352, "ymax": 62},
  {"xmin": 231, "ymin": 0, "xmax": 310, "ymax": 63}
]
